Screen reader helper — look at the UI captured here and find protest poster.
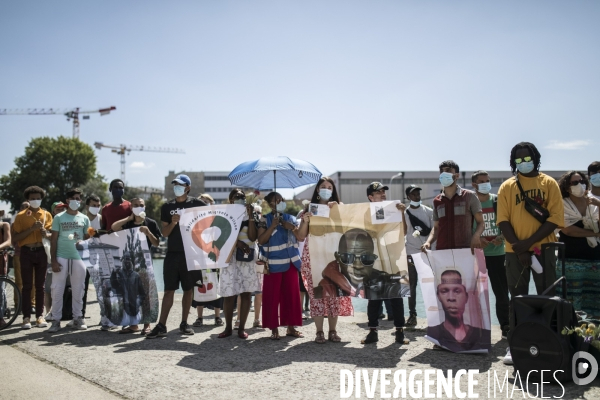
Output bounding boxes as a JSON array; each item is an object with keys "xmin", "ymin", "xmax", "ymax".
[
  {"xmin": 412, "ymin": 248, "xmax": 491, "ymax": 353},
  {"xmin": 308, "ymin": 202, "xmax": 409, "ymax": 300},
  {"xmin": 178, "ymin": 204, "xmax": 246, "ymax": 270},
  {"xmin": 77, "ymin": 227, "xmax": 159, "ymax": 326}
]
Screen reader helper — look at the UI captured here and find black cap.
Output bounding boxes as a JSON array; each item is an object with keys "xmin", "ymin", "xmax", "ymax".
[
  {"xmin": 366, "ymin": 182, "xmax": 389, "ymax": 196},
  {"xmin": 405, "ymin": 184, "xmax": 422, "ymax": 197}
]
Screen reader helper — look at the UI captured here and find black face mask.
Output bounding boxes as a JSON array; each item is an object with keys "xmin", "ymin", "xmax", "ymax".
[{"xmin": 112, "ymin": 188, "xmax": 124, "ymax": 198}]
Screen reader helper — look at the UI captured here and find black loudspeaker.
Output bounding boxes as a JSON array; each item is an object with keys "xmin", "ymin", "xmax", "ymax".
[{"xmin": 509, "ymin": 243, "xmax": 577, "ymax": 383}]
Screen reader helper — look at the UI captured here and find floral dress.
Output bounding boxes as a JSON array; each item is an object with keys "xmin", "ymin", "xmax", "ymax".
[{"xmin": 300, "ymin": 236, "xmax": 353, "ymax": 317}]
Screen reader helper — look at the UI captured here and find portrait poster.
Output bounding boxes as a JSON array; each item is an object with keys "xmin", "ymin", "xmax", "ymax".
[
  {"xmin": 77, "ymin": 228, "xmax": 159, "ymax": 326},
  {"xmin": 179, "ymin": 204, "xmax": 246, "ymax": 270},
  {"xmin": 308, "ymin": 202, "xmax": 409, "ymax": 300},
  {"xmin": 412, "ymin": 248, "xmax": 491, "ymax": 354}
]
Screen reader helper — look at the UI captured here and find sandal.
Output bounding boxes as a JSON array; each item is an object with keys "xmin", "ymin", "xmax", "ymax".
[
  {"xmin": 270, "ymin": 330, "xmax": 280, "ymax": 340},
  {"xmin": 315, "ymin": 331, "xmax": 326, "ymax": 344},
  {"xmin": 217, "ymin": 330, "xmax": 232, "ymax": 338},
  {"xmin": 215, "ymin": 317, "xmax": 223, "ymax": 326},
  {"xmin": 328, "ymin": 330, "xmax": 341, "ymax": 342},
  {"xmin": 286, "ymin": 329, "xmax": 304, "ymax": 338},
  {"xmin": 141, "ymin": 327, "xmax": 151, "ymax": 335},
  {"xmin": 118, "ymin": 326, "xmax": 140, "ymax": 334},
  {"xmin": 238, "ymin": 330, "xmax": 248, "ymax": 339},
  {"xmin": 234, "ymin": 320, "xmax": 240, "ymax": 328}
]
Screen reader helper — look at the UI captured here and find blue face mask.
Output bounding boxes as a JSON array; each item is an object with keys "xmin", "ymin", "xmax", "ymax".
[
  {"xmin": 233, "ymin": 199, "xmax": 246, "ymax": 205},
  {"xmin": 319, "ymin": 189, "xmax": 332, "ymax": 200},
  {"xmin": 173, "ymin": 185, "xmax": 186, "ymax": 197},
  {"xmin": 439, "ymin": 172, "xmax": 455, "ymax": 187},
  {"xmin": 590, "ymin": 173, "xmax": 600, "ymax": 188},
  {"xmin": 410, "ymin": 200, "xmax": 421, "ymax": 207},
  {"xmin": 517, "ymin": 161, "xmax": 535, "ymax": 174},
  {"xmin": 477, "ymin": 182, "xmax": 492, "ymax": 194},
  {"xmin": 276, "ymin": 202, "xmax": 287, "ymax": 213}
]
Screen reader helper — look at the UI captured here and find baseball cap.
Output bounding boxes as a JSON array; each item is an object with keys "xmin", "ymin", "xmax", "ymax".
[
  {"xmin": 51, "ymin": 202, "xmax": 67, "ymax": 213},
  {"xmin": 405, "ymin": 184, "xmax": 422, "ymax": 197},
  {"xmin": 171, "ymin": 174, "xmax": 191, "ymax": 185},
  {"xmin": 366, "ymin": 182, "xmax": 389, "ymax": 196}
]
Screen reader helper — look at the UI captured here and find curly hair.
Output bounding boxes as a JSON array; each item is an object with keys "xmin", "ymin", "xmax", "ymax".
[
  {"xmin": 509, "ymin": 142, "xmax": 541, "ymax": 175},
  {"xmin": 23, "ymin": 186, "xmax": 46, "ymax": 200},
  {"xmin": 557, "ymin": 171, "xmax": 589, "ymax": 198},
  {"xmin": 310, "ymin": 176, "xmax": 341, "ymax": 204}
]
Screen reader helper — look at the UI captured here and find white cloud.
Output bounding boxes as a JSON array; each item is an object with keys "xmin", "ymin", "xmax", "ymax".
[
  {"xmin": 130, "ymin": 161, "xmax": 155, "ymax": 169},
  {"xmin": 545, "ymin": 140, "xmax": 591, "ymax": 150}
]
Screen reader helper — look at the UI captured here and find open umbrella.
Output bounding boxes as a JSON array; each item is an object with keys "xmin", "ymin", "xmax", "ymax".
[{"xmin": 228, "ymin": 156, "xmax": 322, "ymax": 191}]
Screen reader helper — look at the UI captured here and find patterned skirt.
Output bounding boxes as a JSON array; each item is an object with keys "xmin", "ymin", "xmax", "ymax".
[
  {"xmin": 218, "ymin": 259, "xmax": 261, "ymax": 297},
  {"xmin": 556, "ymin": 258, "xmax": 600, "ymax": 318}
]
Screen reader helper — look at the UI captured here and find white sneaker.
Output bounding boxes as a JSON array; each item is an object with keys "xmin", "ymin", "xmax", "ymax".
[
  {"xmin": 303, "ymin": 310, "xmax": 311, "ymax": 319},
  {"xmin": 45, "ymin": 312, "xmax": 55, "ymax": 322},
  {"xmin": 503, "ymin": 348, "xmax": 513, "ymax": 365},
  {"xmin": 72, "ymin": 318, "xmax": 87, "ymax": 330},
  {"xmin": 47, "ymin": 321, "xmax": 61, "ymax": 333},
  {"xmin": 22, "ymin": 317, "xmax": 32, "ymax": 330},
  {"xmin": 36, "ymin": 316, "xmax": 48, "ymax": 328}
]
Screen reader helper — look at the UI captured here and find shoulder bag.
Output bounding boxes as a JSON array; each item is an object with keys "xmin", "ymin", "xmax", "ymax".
[{"xmin": 515, "ymin": 177, "xmax": 550, "ymax": 224}]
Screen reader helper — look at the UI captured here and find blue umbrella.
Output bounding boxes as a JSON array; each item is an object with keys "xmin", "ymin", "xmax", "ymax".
[{"xmin": 228, "ymin": 156, "xmax": 322, "ymax": 191}]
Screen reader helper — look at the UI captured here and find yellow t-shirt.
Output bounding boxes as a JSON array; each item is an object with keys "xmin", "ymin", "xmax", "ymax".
[
  {"xmin": 496, "ymin": 172, "xmax": 564, "ymax": 253},
  {"xmin": 12, "ymin": 208, "xmax": 53, "ymax": 247}
]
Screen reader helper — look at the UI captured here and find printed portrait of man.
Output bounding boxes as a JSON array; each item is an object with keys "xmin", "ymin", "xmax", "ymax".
[
  {"xmin": 110, "ymin": 252, "xmax": 145, "ymax": 323},
  {"xmin": 427, "ymin": 270, "xmax": 491, "ymax": 352}
]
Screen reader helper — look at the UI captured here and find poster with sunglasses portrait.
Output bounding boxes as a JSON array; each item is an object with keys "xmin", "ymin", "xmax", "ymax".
[
  {"xmin": 412, "ymin": 248, "xmax": 491, "ymax": 354},
  {"xmin": 307, "ymin": 203, "xmax": 410, "ymax": 300}
]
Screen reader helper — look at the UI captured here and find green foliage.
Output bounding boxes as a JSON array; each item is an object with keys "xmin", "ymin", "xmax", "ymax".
[
  {"xmin": 0, "ymin": 136, "xmax": 97, "ymax": 212},
  {"xmin": 80, "ymin": 174, "xmax": 109, "ymax": 205},
  {"xmin": 144, "ymin": 194, "xmax": 164, "ymax": 224},
  {"xmin": 124, "ymin": 186, "xmax": 142, "ymax": 201}
]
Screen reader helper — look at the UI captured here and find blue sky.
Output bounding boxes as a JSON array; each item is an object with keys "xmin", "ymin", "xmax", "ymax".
[{"xmin": 1, "ymin": 1, "xmax": 599, "ymax": 202}]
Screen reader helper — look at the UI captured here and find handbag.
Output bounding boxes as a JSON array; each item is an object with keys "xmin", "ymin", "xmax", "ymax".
[
  {"xmin": 516, "ymin": 177, "xmax": 550, "ymax": 224},
  {"xmin": 406, "ymin": 209, "xmax": 432, "ymax": 236},
  {"xmin": 236, "ymin": 247, "xmax": 255, "ymax": 262},
  {"xmin": 193, "ymin": 269, "xmax": 220, "ymax": 302}
]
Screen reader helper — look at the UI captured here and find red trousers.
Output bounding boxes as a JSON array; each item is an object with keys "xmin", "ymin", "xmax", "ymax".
[{"xmin": 262, "ymin": 265, "xmax": 302, "ymax": 329}]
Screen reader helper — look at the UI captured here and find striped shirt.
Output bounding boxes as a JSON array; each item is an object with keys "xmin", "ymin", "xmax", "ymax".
[{"xmin": 260, "ymin": 213, "xmax": 301, "ymax": 273}]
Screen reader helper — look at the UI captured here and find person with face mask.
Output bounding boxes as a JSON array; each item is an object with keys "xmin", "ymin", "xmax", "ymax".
[
  {"xmin": 588, "ymin": 162, "xmax": 600, "ymax": 201},
  {"xmin": 496, "ymin": 142, "xmax": 564, "ymax": 365},
  {"xmin": 12, "ymin": 186, "xmax": 53, "ymax": 329},
  {"xmin": 85, "ymin": 194, "xmax": 102, "ymax": 231},
  {"xmin": 471, "ymin": 171, "xmax": 509, "ymax": 340},
  {"xmin": 147, "ymin": 174, "xmax": 207, "ymax": 339},
  {"xmin": 402, "ymin": 184, "xmax": 434, "ymax": 326},
  {"xmin": 47, "ymin": 187, "xmax": 91, "ymax": 333},
  {"xmin": 110, "ymin": 252, "xmax": 146, "ymax": 329},
  {"xmin": 422, "ymin": 161, "xmax": 485, "ymax": 254},
  {"xmin": 257, "ymin": 191, "xmax": 309, "ymax": 340},
  {"xmin": 100, "ymin": 179, "xmax": 132, "ymax": 232},
  {"xmin": 556, "ymin": 171, "xmax": 600, "ymax": 319},
  {"xmin": 298, "ymin": 177, "xmax": 353, "ymax": 344}
]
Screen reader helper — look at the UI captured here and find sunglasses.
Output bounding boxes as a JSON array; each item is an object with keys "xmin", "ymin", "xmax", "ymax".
[
  {"xmin": 337, "ymin": 252, "xmax": 378, "ymax": 267},
  {"xmin": 233, "ymin": 193, "xmax": 246, "ymax": 199},
  {"xmin": 570, "ymin": 180, "xmax": 585, "ymax": 186},
  {"xmin": 514, "ymin": 156, "xmax": 532, "ymax": 165}
]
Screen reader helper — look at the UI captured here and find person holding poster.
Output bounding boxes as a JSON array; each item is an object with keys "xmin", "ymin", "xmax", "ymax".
[
  {"xmin": 217, "ymin": 189, "xmax": 261, "ymax": 339},
  {"xmin": 362, "ymin": 182, "xmax": 408, "ymax": 345},
  {"xmin": 257, "ymin": 192, "xmax": 309, "ymax": 340},
  {"xmin": 100, "ymin": 179, "xmax": 132, "ymax": 232},
  {"xmin": 300, "ymin": 177, "xmax": 353, "ymax": 344},
  {"xmin": 422, "ymin": 160, "xmax": 484, "ymax": 254},
  {"xmin": 146, "ymin": 174, "xmax": 207, "ymax": 339}
]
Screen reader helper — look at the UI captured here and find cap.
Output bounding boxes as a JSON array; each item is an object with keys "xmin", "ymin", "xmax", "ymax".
[
  {"xmin": 366, "ymin": 182, "xmax": 389, "ymax": 196},
  {"xmin": 171, "ymin": 174, "xmax": 191, "ymax": 186},
  {"xmin": 51, "ymin": 202, "xmax": 67, "ymax": 213},
  {"xmin": 405, "ymin": 184, "xmax": 422, "ymax": 197}
]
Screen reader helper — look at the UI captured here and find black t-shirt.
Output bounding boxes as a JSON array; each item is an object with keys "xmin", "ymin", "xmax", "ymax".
[
  {"xmin": 161, "ymin": 197, "xmax": 207, "ymax": 252},
  {"xmin": 122, "ymin": 217, "xmax": 162, "ymax": 249}
]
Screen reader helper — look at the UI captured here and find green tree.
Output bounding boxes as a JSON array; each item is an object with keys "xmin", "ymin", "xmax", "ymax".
[
  {"xmin": 124, "ymin": 186, "xmax": 142, "ymax": 201},
  {"xmin": 145, "ymin": 194, "xmax": 164, "ymax": 225},
  {"xmin": 0, "ymin": 136, "xmax": 97, "ymax": 212},
  {"xmin": 80, "ymin": 174, "xmax": 110, "ymax": 205}
]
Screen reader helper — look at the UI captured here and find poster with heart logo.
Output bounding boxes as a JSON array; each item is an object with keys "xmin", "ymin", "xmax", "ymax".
[{"xmin": 179, "ymin": 204, "xmax": 246, "ymax": 270}]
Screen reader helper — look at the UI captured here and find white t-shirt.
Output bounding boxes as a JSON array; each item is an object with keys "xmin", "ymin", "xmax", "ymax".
[
  {"xmin": 404, "ymin": 205, "xmax": 435, "ymax": 256},
  {"xmin": 89, "ymin": 214, "xmax": 102, "ymax": 230}
]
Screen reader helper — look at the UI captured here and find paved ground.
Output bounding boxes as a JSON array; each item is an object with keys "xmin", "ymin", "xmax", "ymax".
[{"xmin": 1, "ymin": 288, "xmax": 599, "ymax": 399}]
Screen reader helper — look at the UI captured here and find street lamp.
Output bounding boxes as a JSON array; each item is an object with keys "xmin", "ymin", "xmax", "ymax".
[{"xmin": 390, "ymin": 172, "xmax": 405, "ymax": 201}]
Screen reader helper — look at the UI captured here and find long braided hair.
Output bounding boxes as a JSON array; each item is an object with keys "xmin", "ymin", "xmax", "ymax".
[{"xmin": 509, "ymin": 142, "xmax": 541, "ymax": 175}]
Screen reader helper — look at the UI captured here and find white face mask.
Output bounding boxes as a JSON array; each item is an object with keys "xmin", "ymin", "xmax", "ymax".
[
  {"xmin": 409, "ymin": 200, "xmax": 421, "ymax": 207},
  {"xmin": 88, "ymin": 206, "xmax": 100, "ymax": 215},
  {"xmin": 571, "ymin": 183, "xmax": 586, "ymax": 198},
  {"xmin": 276, "ymin": 202, "xmax": 287, "ymax": 213},
  {"xmin": 29, "ymin": 200, "xmax": 42, "ymax": 209},
  {"xmin": 69, "ymin": 200, "xmax": 81, "ymax": 211},
  {"xmin": 132, "ymin": 206, "xmax": 145, "ymax": 216},
  {"xmin": 173, "ymin": 185, "xmax": 186, "ymax": 197}
]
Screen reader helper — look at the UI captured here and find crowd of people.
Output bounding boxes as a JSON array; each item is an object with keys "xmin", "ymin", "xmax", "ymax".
[{"xmin": 1, "ymin": 141, "xmax": 599, "ymax": 366}]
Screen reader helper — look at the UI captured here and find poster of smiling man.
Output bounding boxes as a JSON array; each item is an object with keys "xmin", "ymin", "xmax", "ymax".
[
  {"xmin": 76, "ymin": 228, "xmax": 159, "ymax": 326},
  {"xmin": 308, "ymin": 202, "xmax": 409, "ymax": 300},
  {"xmin": 412, "ymin": 248, "xmax": 491, "ymax": 353},
  {"xmin": 179, "ymin": 204, "xmax": 246, "ymax": 270}
]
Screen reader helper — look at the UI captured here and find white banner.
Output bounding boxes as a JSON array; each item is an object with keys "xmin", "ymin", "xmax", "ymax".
[
  {"xmin": 412, "ymin": 248, "xmax": 491, "ymax": 354},
  {"xmin": 179, "ymin": 204, "xmax": 246, "ymax": 270}
]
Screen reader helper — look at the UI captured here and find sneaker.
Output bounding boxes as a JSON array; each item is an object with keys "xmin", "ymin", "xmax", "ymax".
[
  {"xmin": 406, "ymin": 315, "xmax": 417, "ymax": 326},
  {"xmin": 145, "ymin": 323, "xmax": 167, "ymax": 339},
  {"xmin": 252, "ymin": 319, "xmax": 261, "ymax": 328},
  {"xmin": 47, "ymin": 321, "xmax": 61, "ymax": 333},
  {"xmin": 395, "ymin": 328, "xmax": 408, "ymax": 344},
  {"xmin": 179, "ymin": 321, "xmax": 194, "ymax": 335},
  {"xmin": 22, "ymin": 317, "xmax": 32, "ymax": 330},
  {"xmin": 72, "ymin": 318, "xmax": 87, "ymax": 330},
  {"xmin": 303, "ymin": 310, "xmax": 310, "ymax": 319},
  {"xmin": 193, "ymin": 318, "xmax": 203, "ymax": 327},
  {"xmin": 45, "ymin": 312, "xmax": 54, "ymax": 322},
  {"xmin": 361, "ymin": 329, "xmax": 378, "ymax": 344},
  {"xmin": 66, "ymin": 320, "xmax": 75, "ymax": 328},
  {"xmin": 503, "ymin": 348, "xmax": 513, "ymax": 365},
  {"xmin": 36, "ymin": 316, "xmax": 48, "ymax": 328},
  {"xmin": 302, "ymin": 311, "xmax": 308, "ymax": 320}
]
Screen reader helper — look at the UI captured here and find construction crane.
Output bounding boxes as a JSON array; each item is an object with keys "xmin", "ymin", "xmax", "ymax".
[
  {"xmin": 94, "ymin": 142, "xmax": 185, "ymax": 182},
  {"xmin": 0, "ymin": 106, "xmax": 116, "ymax": 139}
]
